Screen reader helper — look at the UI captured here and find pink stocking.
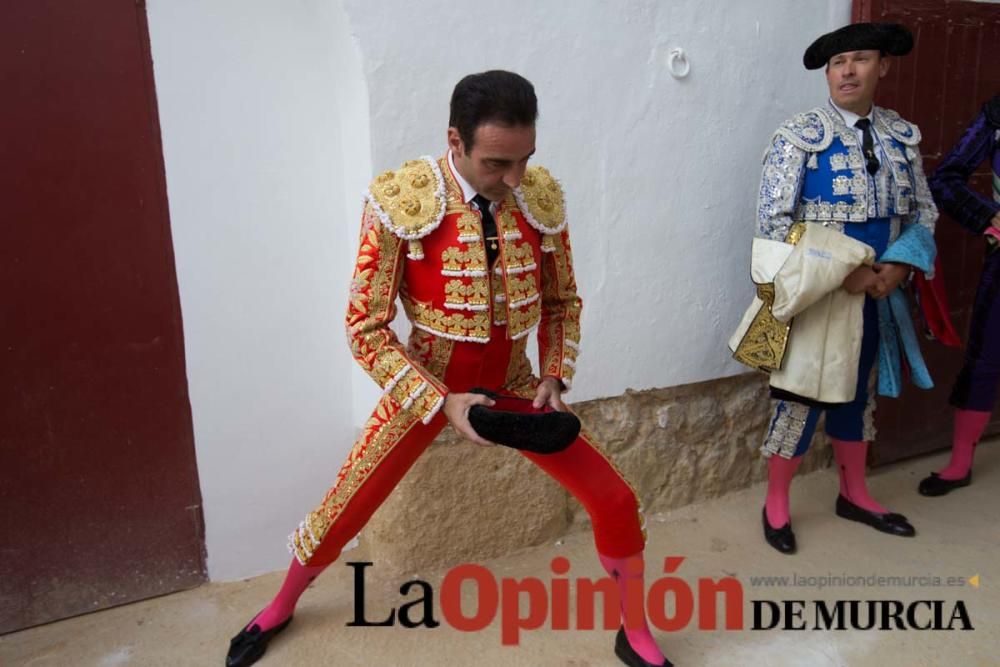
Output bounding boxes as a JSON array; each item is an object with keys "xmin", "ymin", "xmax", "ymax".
[
  {"xmin": 598, "ymin": 553, "xmax": 666, "ymax": 665},
  {"xmin": 764, "ymin": 454, "xmax": 803, "ymax": 528},
  {"xmin": 248, "ymin": 558, "xmax": 326, "ymax": 631},
  {"xmin": 938, "ymin": 409, "xmax": 989, "ymax": 480},
  {"xmin": 831, "ymin": 439, "xmax": 886, "ymax": 514}
]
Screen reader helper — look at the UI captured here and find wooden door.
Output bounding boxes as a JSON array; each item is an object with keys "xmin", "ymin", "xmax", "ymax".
[
  {"xmin": 852, "ymin": 0, "xmax": 1000, "ymax": 465},
  {"xmin": 0, "ymin": 1, "xmax": 205, "ymax": 633}
]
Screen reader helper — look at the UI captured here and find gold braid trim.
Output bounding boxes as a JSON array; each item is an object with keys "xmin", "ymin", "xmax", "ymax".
[{"xmin": 289, "ymin": 395, "xmax": 425, "ymax": 564}]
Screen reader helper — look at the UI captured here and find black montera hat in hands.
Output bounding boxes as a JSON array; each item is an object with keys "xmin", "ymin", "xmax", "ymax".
[
  {"xmin": 803, "ymin": 22, "xmax": 913, "ymax": 70},
  {"xmin": 467, "ymin": 388, "xmax": 581, "ymax": 454}
]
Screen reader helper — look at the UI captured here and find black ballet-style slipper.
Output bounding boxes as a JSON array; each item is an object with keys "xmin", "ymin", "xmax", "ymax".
[
  {"xmin": 614, "ymin": 626, "xmax": 673, "ymax": 667},
  {"xmin": 226, "ymin": 615, "xmax": 292, "ymax": 667},
  {"xmin": 835, "ymin": 495, "xmax": 915, "ymax": 537},
  {"xmin": 918, "ymin": 471, "xmax": 971, "ymax": 497},
  {"xmin": 762, "ymin": 506, "xmax": 797, "ymax": 554}
]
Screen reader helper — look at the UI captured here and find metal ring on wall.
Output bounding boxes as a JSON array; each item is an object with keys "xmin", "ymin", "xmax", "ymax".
[{"xmin": 667, "ymin": 48, "xmax": 690, "ymax": 79}]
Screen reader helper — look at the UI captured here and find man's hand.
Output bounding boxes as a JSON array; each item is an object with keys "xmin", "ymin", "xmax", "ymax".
[
  {"xmin": 990, "ymin": 212, "xmax": 1000, "ymax": 230},
  {"xmin": 869, "ymin": 262, "xmax": 910, "ymax": 299},
  {"xmin": 984, "ymin": 224, "xmax": 1000, "ymax": 253},
  {"xmin": 842, "ymin": 265, "xmax": 880, "ymax": 295},
  {"xmin": 443, "ymin": 392, "xmax": 496, "ymax": 447},
  {"xmin": 533, "ymin": 376, "xmax": 568, "ymax": 412}
]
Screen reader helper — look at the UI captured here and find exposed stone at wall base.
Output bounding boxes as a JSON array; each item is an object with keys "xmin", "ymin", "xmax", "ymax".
[
  {"xmin": 361, "ymin": 439, "xmax": 570, "ymax": 576},
  {"xmin": 362, "ymin": 372, "xmax": 830, "ymax": 575}
]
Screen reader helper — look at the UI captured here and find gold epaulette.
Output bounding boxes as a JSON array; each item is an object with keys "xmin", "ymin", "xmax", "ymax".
[
  {"xmin": 514, "ymin": 166, "xmax": 567, "ymax": 236},
  {"xmin": 365, "ymin": 156, "xmax": 446, "ymax": 241}
]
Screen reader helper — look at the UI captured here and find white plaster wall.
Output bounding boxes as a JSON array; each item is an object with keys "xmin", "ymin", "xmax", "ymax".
[
  {"xmin": 147, "ymin": 0, "xmax": 368, "ymax": 580},
  {"xmin": 147, "ymin": 0, "xmax": 855, "ymax": 580},
  {"xmin": 343, "ymin": 0, "xmax": 852, "ymax": 401}
]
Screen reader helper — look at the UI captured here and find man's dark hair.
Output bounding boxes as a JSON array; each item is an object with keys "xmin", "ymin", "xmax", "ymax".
[{"xmin": 449, "ymin": 70, "xmax": 538, "ymax": 150}]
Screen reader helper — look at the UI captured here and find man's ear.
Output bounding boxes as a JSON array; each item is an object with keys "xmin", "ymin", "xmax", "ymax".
[
  {"xmin": 447, "ymin": 127, "xmax": 464, "ymax": 157},
  {"xmin": 878, "ymin": 56, "xmax": 891, "ymax": 79}
]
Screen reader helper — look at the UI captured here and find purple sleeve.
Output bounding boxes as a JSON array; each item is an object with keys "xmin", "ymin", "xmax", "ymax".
[{"xmin": 928, "ymin": 108, "xmax": 999, "ymax": 234}]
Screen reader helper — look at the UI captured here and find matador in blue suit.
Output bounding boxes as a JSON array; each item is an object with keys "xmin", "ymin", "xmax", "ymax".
[{"xmin": 737, "ymin": 23, "xmax": 938, "ymax": 554}]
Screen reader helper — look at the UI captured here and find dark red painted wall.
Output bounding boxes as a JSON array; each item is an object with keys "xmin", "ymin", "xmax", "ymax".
[
  {"xmin": 0, "ymin": 1, "xmax": 205, "ymax": 632},
  {"xmin": 852, "ymin": 0, "xmax": 1000, "ymax": 464}
]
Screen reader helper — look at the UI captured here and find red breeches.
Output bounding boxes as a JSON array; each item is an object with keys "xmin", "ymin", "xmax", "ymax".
[{"xmin": 289, "ymin": 326, "xmax": 645, "ymax": 567}]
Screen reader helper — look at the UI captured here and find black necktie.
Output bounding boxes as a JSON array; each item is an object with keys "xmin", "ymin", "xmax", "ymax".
[
  {"xmin": 855, "ymin": 118, "xmax": 880, "ymax": 176},
  {"xmin": 473, "ymin": 194, "xmax": 499, "ymax": 266}
]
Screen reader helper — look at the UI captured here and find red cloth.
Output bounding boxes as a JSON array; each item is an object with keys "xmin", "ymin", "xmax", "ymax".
[{"xmin": 913, "ymin": 257, "xmax": 962, "ymax": 347}]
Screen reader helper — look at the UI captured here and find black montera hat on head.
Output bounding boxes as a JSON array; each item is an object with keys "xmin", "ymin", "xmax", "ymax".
[{"xmin": 803, "ymin": 22, "xmax": 913, "ymax": 70}]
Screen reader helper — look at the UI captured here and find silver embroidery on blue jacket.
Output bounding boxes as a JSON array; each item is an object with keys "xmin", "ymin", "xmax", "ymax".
[{"xmin": 757, "ymin": 103, "xmax": 936, "ymax": 242}]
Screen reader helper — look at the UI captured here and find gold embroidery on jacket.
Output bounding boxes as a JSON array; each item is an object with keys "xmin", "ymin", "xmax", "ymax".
[
  {"xmin": 407, "ymin": 301, "xmax": 491, "ymax": 341},
  {"xmin": 455, "ymin": 211, "xmax": 482, "ymax": 243},
  {"xmin": 508, "ymin": 299, "xmax": 542, "ymax": 338},
  {"xmin": 441, "ymin": 246, "xmax": 487, "ymax": 276},
  {"xmin": 444, "ymin": 279, "xmax": 490, "ymax": 309},
  {"xmin": 500, "ymin": 241, "xmax": 538, "ymax": 275},
  {"xmin": 347, "ymin": 207, "xmax": 409, "ymax": 389},
  {"xmin": 538, "ymin": 228, "xmax": 582, "ymax": 382},
  {"xmin": 406, "ymin": 329, "xmax": 454, "ymax": 382},
  {"xmin": 491, "ymin": 271, "xmax": 508, "ymax": 326},
  {"xmin": 507, "ymin": 274, "xmax": 539, "ymax": 305},
  {"xmin": 497, "ymin": 208, "xmax": 522, "ymax": 238}
]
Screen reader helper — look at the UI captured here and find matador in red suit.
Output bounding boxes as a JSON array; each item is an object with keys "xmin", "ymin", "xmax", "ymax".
[{"xmin": 226, "ymin": 71, "xmax": 672, "ymax": 667}]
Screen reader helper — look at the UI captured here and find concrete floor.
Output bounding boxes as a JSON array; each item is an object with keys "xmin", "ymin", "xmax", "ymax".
[{"xmin": 3, "ymin": 443, "xmax": 998, "ymax": 667}]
